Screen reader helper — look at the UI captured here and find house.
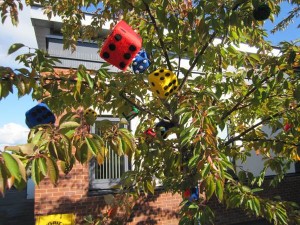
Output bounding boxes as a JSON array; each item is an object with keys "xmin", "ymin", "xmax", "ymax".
[{"xmin": 29, "ymin": 5, "xmax": 300, "ymax": 225}]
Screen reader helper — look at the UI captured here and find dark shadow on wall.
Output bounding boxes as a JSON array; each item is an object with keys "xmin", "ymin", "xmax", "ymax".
[
  {"xmin": 33, "ymin": 174, "xmax": 300, "ymax": 225},
  {"xmin": 127, "ymin": 191, "xmax": 180, "ymax": 225},
  {"xmin": 210, "ymin": 174, "xmax": 300, "ymax": 225},
  {"xmin": 35, "ymin": 189, "xmax": 179, "ymax": 225},
  {"xmin": 0, "ymin": 188, "xmax": 34, "ymax": 225}
]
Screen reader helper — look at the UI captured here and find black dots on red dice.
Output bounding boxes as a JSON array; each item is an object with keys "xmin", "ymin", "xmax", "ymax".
[
  {"xmin": 124, "ymin": 53, "xmax": 131, "ymax": 60},
  {"xmin": 119, "ymin": 62, "xmax": 126, "ymax": 69},
  {"xmin": 102, "ymin": 52, "xmax": 110, "ymax": 59},
  {"xmin": 109, "ymin": 44, "xmax": 116, "ymax": 51},
  {"xmin": 114, "ymin": 34, "xmax": 122, "ymax": 41},
  {"xmin": 129, "ymin": 45, "xmax": 137, "ymax": 51}
]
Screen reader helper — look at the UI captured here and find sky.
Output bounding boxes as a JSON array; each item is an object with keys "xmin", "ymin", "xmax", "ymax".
[{"xmin": 0, "ymin": 1, "xmax": 299, "ymax": 151}]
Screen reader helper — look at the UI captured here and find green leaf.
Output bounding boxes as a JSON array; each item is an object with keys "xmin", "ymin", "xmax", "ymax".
[
  {"xmin": 86, "ymin": 74, "xmax": 94, "ymax": 89},
  {"xmin": 60, "ymin": 156, "xmax": 74, "ymax": 175},
  {"xmin": 8, "ymin": 43, "xmax": 25, "ymax": 55},
  {"xmin": 10, "ymin": 154, "xmax": 26, "ymax": 181},
  {"xmin": 31, "ymin": 159, "xmax": 41, "ymax": 185},
  {"xmin": 59, "ymin": 112, "xmax": 80, "ymax": 125},
  {"xmin": 293, "ymin": 84, "xmax": 300, "ymax": 101},
  {"xmin": 29, "ymin": 130, "xmax": 44, "ymax": 145},
  {"xmin": 188, "ymin": 203, "xmax": 199, "ymax": 209},
  {"xmin": 59, "ymin": 121, "xmax": 80, "ymax": 138},
  {"xmin": 188, "ymin": 155, "xmax": 200, "ymax": 168},
  {"xmin": 180, "ymin": 127, "xmax": 198, "ymax": 147},
  {"xmin": 252, "ymin": 197, "xmax": 261, "ymax": 216},
  {"xmin": 146, "ymin": 180, "xmax": 155, "ymax": 195},
  {"xmin": 76, "ymin": 69, "xmax": 83, "ymax": 93},
  {"xmin": 48, "ymin": 141, "xmax": 59, "ymax": 159},
  {"xmin": 109, "ymin": 136, "xmax": 123, "ymax": 156},
  {"xmin": 0, "ymin": 163, "xmax": 8, "ymax": 196},
  {"xmin": 241, "ymin": 185, "xmax": 251, "ymax": 193},
  {"xmin": 75, "ymin": 142, "xmax": 89, "ymax": 164},
  {"xmin": 45, "ymin": 156, "xmax": 59, "ymax": 185},
  {"xmin": 96, "ymin": 151, "xmax": 105, "ymax": 165},
  {"xmin": 205, "ymin": 175, "xmax": 215, "ymax": 200},
  {"xmin": 251, "ymin": 188, "xmax": 263, "ymax": 193},
  {"xmin": 38, "ymin": 157, "xmax": 48, "ymax": 177},
  {"xmin": 201, "ymin": 163, "xmax": 211, "ymax": 178},
  {"xmin": 85, "ymin": 134, "xmax": 103, "ymax": 156},
  {"xmin": 180, "ymin": 112, "xmax": 192, "ymax": 126},
  {"xmin": 13, "ymin": 177, "xmax": 27, "ymax": 190},
  {"xmin": 215, "ymin": 179, "xmax": 224, "ymax": 202},
  {"xmin": 2, "ymin": 152, "xmax": 21, "ymax": 181},
  {"xmin": 119, "ymin": 128, "xmax": 136, "ymax": 156},
  {"xmin": 5, "ymin": 143, "xmax": 35, "ymax": 155},
  {"xmin": 59, "ymin": 121, "xmax": 80, "ymax": 130}
]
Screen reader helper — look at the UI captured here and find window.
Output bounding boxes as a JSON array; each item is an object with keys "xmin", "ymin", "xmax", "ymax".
[{"xmin": 89, "ymin": 117, "xmax": 130, "ymax": 190}]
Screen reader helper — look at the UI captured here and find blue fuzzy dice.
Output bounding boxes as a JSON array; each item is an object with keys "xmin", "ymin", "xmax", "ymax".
[
  {"xmin": 132, "ymin": 50, "xmax": 150, "ymax": 74},
  {"xmin": 25, "ymin": 103, "xmax": 56, "ymax": 128},
  {"xmin": 189, "ymin": 186, "xmax": 199, "ymax": 202}
]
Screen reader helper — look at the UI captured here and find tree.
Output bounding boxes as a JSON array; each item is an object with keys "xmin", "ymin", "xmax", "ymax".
[{"xmin": 0, "ymin": 0, "xmax": 300, "ymax": 224}]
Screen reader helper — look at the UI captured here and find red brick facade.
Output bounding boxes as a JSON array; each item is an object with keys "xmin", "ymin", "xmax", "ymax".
[
  {"xmin": 34, "ymin": 161, "xmax": 183, "ymax": 224},
  {"xmin": 34, "ymin": 157, "xmax": 300, "ymax": 225}
]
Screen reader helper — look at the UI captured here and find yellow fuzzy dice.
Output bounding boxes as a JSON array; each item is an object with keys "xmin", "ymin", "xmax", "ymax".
[
  {"xmin": 148, "ymin": 69, "xmax": 178, "ymax": 99},
  {"xmin": 84, "ymin": 108, "xmax": 97, "ymax": 125}
]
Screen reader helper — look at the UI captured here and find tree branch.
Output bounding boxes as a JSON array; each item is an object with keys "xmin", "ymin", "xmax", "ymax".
[
  {"xmin": 224, "ymin": 104, "xmax": 300, "ymax": 146},
  {"xmin": 178, "ymin": 31, "xmax": 217, "ymax": 93},
  {"xmin": 1, "ymin": 71, "xmax": 79, "ymax": 83},
  {"xmin": 238, "ymin": 138, "xmax": 300, "ymax": 147},
  {"xmin": 119, "ymin": 90, "xmax": 157, "ymax": 118},
  {"xmin": 232, "ymin": 0, "xmax": 249, "ymax": 11},
  {"xmin": 221, "ymin": 75, "xmax": 274, "ymax": 121},
  {"xmin": 142, "ymin": 0, "xmax": 172, "ymax": 71},
  {"xmin": 177, "ymin": 55, "xmax": 181, "ymax": 78}
]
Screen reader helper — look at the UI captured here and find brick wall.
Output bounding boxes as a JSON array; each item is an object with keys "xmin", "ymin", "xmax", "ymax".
[
  {"xmin": 0, "ymin": 189, "xmax": 34, "ymax": 225},
  {"xmin": 34, "ymin": 160, "xmax": 182, "ymax": 225},
  {"xmin": 35, "ymin": 159, "xmax": 300, "ymax": 225}
]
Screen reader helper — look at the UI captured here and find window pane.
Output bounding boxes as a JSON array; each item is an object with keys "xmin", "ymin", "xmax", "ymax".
[
  {"xmin": 94, "ymin": 149, "xmax": 126, "ymax": 180},
  {"xmin": 90, "ymin": 118, "xmax": 129, "ymax": 189}
]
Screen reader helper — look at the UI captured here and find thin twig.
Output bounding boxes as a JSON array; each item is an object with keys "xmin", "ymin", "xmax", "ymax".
[
  {"xmin": 221, "ymin": 75, "xmax": 273, "ymax": 120},
  {"xmin": 238, "ymin": 138, "xmax": 300, "ymax": 147},
  {"xmin": 177, "ymin": 54, "xmax": 181, "ymax": 78},
  {"xmin": 178, "ymin": 31, "xmax": 217, "ymax": 93},
  {"xmin": 232, "ymin": 0, "xmax": 249, "ymax": 11},
  {"xmin": 224, "ymin": 104, "xmax": 300, "ymax": 146},
  {"xmin": 142, "ymin": 0, "xmax": 172, "ymax": 71},
  {"xmin": 119, "ymin": 91, "xmax": 157, "ymax": 118},
  {"xmin": 1, "ymin": 73, "xmax": 78, "ymax": 83}
]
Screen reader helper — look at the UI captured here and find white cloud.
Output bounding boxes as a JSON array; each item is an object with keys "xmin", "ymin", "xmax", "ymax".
[
  {"xmin": 0, "ymin": 123, "xmax": 29, "ymax": 151},
  {"xmin": 0, "ymin": 1, "xmax": 37, "ymax": 67}
]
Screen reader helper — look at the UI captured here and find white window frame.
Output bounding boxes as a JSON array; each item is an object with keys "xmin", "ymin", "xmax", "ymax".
[{"xmin": 89, "ymin": 117, "xmax": 130, "ymax": 190}]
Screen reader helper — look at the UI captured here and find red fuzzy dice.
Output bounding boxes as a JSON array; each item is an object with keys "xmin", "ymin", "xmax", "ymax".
[{"xmin": 100, "ymin": 20, "xmax": 142, "ymax": 71}]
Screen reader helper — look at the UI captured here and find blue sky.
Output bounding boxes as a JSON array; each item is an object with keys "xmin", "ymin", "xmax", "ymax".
[
  {"xmin": 0, "ymin": 1, "xmax": 299, "ymax": 150},
  {"xmin": 264, "ymin": 2, "xmax": 300, "ymax": 45}
]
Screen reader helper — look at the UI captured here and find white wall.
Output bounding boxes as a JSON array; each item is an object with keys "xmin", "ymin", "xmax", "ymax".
[{"xmin": 236, "ymin": 123, "xmax": 295, "ymax": 176}]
